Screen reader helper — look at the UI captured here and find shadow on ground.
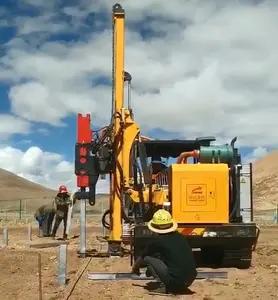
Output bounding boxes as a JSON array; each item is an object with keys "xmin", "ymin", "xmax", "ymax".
[{"xmin": 133, "ymin": 282, "xmax": 195, "ymax": 296}]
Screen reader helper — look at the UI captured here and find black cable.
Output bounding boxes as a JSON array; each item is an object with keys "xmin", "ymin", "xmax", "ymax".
[
  {"xmin": 102, "ymin": 209, "xmax": 111, "ymax": 229},
  {"xmin": 101, "ymin": 207, "xmax": 132, "ymax": 230},
  {"xmin": 229, "ymin": 166, "xmax": 239, "ymax": 221}
]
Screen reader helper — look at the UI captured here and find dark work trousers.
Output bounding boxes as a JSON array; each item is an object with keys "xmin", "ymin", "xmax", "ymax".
[
  {"xmin": 36, "ymin": 216, "xmax": 44, "ymax": 228},
  {"xmin": 41, "ymin": 212, "xmax": 55, "ymax": 236},
  {"xmin": 144, "ymin": 256, "xmax": 169, "ymax": 285},
  {"xmin": 144, "ymin": 256, "xmax": 194, "ymax": 293},
  {"xmin": 51, "ymin": 213, "xmax": 68, "ymax": 238}
]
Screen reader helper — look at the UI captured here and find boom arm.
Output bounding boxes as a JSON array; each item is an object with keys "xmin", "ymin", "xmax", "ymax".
[
  {"xmin": 74, "ymin": 4, "xmax": 140, "ymax": 255},
  {"xmin": 110, "ymin": 3, "xmax": 125, "ymax": 245},
  {"xmin": 106, "ymin": 4, "xmax": 140, "ymax": 250}
]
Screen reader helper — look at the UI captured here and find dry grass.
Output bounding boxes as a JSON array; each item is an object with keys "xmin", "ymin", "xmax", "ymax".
[
  {"xmin": 253, "ymin": 149, "xmax": 278, "ymax": 210},
  {"xmin": 0, "ymin": 168, "xmax": 56, "ymax": 210},
  {"xmin": 0, "ymin": 167, "xmax": 110, "ymax": 214}
]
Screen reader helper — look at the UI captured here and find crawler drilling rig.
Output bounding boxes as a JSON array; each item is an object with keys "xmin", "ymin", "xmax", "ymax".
[{"xmin": 74, "ymin": 3, "xmax": 260, "ymax": 268}]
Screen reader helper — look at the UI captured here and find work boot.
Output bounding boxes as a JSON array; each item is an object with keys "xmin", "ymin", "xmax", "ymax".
[
  {"xmin": 145, "ymin": 268, "xmax": 153, "ymax": 277},
  {"xmin": 63, "ymin": 234, "xmax": 68, "ymax": 241},
  {"xmin": 148, "ymin": 284, "xmax": 170, "ymax": 295}
]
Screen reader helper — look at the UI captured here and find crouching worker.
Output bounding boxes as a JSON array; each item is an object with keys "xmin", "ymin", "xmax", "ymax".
[
  {"xmin": 131, "ymin": 209, "xmax": 197, "ymax": 295},
  {"xmin": 34, "ymin": 203, "xmax": 55, "ymax": 237},
  {"xmin": 51, "ymin": 185, "xmax": 76, "ymax": 240}
]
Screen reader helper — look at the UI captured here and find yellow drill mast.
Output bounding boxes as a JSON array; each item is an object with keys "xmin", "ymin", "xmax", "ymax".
[{"xmin": 108, "ymin": 4, "xmax": 140, "ymax": 255}]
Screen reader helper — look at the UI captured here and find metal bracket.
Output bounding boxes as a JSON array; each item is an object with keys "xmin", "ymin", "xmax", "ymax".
[
  {"xmin": 107, "ymin": 240, "xmax": 123, "ymax": 257},
  {"xmin": 88, "ymin": 271, "xmax": 228, "ymax": 281},
  {"xmin": 252, "ymin": 225, "xmax": 261, "ymax": 251}
]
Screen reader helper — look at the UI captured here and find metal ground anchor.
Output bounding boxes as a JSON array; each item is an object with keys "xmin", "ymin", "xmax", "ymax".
[
  {"xmin": 57, "ymin": 244, "xmax": 68, "ymax": 286},
  {"xmin": 2, "ymin": 227, "xmax": 8, "ymax": 247},
  {"xmin": 88, "ymin": 271, "xmax": 228, "ymax": 281}
]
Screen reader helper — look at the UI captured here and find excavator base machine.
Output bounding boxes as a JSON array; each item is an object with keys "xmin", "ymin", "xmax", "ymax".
[
  {"xmin": 74, "ymin": 3, "xmax": 260, "ymax": 269},
  {"xmin": 130, "ymin": 138, "xmax": 259, "ymax": 268}
]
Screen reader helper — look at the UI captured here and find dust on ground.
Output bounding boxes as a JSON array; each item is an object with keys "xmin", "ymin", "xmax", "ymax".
[{"xmin": 1, "ymin": 225, "xmax": 278, "ymax": 300}]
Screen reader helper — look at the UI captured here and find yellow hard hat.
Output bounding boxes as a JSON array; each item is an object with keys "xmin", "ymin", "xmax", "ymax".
[
  {"xmin": 148, "ymin": 209, "xmax": 178, "ymax": 234},
  {"xmin": 151, "ymin": 209, "xmax": 174, "ymax": 225}
]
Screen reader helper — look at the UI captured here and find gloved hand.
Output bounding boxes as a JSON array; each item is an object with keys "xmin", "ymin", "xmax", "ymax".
[
  {"xmin": 131, "ymin": 256, "xmax": 143, "ymax": 276},
  {"xmin": 131, "ymin": 266, "xmax": 141, "ymax": 276}
]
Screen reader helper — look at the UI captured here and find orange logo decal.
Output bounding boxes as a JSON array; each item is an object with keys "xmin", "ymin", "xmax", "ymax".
[{"xmin": 192, "ymin": 186, "xmax": 202, "ymax": 193}]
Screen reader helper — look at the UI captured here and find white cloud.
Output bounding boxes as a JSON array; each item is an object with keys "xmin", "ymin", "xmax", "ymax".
[
  {"xmin": 243, "ymin": 146, "xmax": 269, "ymax": 163},
  {"xmin": 37, "ymin": 128, "xmax": 50, "ymax": 136},
  {"xmin": 23, "ymin": 0, "xmax": 49, "ymax": 7},
  {"xmin": 0, "ymin": 114, "xmax": 30, "ymax": 139},
  {"xmin": 0, "ymin": 146, "xmax": 109, "ymax": 193},
  {"xmin": 0, "ymin": 1, "xmax": 278, "ymax": 148}
]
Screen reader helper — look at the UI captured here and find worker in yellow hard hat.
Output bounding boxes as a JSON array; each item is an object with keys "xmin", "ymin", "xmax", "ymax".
[{"xmin": 131, "ymin": 209, "xmax": 197, "ymax": 295}]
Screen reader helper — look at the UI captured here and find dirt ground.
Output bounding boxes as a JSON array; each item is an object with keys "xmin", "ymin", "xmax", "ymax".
[{"xmin": 1, "ymin": 225, "xmax": 278, "ymax": 300}]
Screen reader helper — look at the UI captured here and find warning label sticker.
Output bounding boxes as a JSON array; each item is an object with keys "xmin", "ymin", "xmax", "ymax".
[
  {"xmin": 241, "ymin": 178, "xmax": 246, "ymax": 184},
  {"xmin": 186, "ymin": 184, "xmax": 207, "ymax": 206}
]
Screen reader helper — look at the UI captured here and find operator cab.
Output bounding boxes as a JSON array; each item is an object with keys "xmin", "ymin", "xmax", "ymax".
[
  {"xmin": 134, "ymin": 136, "xmax": 216, "ymax": 185},
  {"xmin": 142, "ymin": 136, "xmax": 216, "ymax": 159}
]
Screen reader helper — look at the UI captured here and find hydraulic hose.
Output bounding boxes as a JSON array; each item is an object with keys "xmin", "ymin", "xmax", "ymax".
[
  {"xmin": 102, "ymin": 209, "xmax": 110, "ymax": 229},
  {"xmin": 229, "ymin": 180, "xmax": 237, "ymax": 220},
  {"xmin": 101, "ymin": 207, "xmax": 133, "ymax": 230},
  {"xmin": 101, "ymin": 142, "xmax": 149, "ymax": 230},
  {"xmin": 229, "ymin": 166, "xmax": 240, "ymax": 221}
]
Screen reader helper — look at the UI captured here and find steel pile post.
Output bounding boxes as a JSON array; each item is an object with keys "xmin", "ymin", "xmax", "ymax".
[
  {"xmin": 2, "ymin": 227, "xmax": 8, "ymax": 247},
  {"xmin": 27, "ymin": 224, "xmax": 32, "ymax": 242},
  {"xmin": 19, "ymin": 199, "xmax": 22, "ymax": 220},
  {"xmin": 80, "ymin": 199, "xmax": 86, "ymax": 258},
  {"xmin": 57, "ymin": 244, "xmax": 67, "ymax": 286},
  {"xmin": 38, "ymin": 253, "xmax": 43, "ymax": 300}
]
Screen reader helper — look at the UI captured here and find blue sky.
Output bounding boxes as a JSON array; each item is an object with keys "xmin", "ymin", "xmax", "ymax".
[{"xmin": 0, "ymin": 0, "xmax": 276, "ymax": 192}]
